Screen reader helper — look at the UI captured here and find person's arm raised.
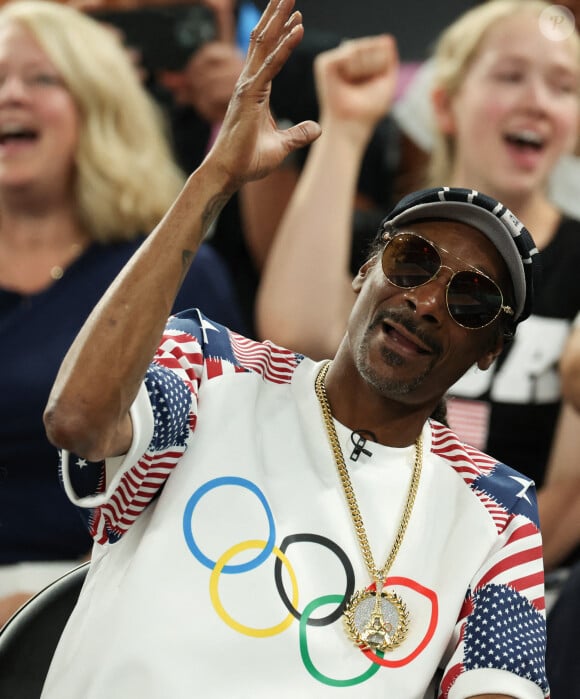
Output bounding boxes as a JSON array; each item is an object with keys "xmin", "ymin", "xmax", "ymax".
[
  {"xmin": 256, "ymin": 35, "xmax": 398, "ymax": 359},
  {"xmin": 43, "ymin": 0, "xmax": 320, "ymax": 463}
]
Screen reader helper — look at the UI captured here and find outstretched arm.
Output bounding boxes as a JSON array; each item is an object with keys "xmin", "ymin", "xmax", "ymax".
[
  {"xmin": 256, "ymin": 35, "xmax": 398, "ymax": 359},
  {"xmin": 44, "ymin": 0, "xmax": 320, "ymax": 462}
]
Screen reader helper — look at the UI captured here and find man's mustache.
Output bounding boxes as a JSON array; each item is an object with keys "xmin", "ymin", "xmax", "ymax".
[{"xmin": 370, "ymin": 308, "xmax": 443, "ymax": 356}]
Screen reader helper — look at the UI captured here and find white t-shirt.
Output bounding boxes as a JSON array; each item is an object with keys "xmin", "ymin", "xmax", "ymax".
[{"xmin": 42, "ymin": 311, "xmax": 548, "ymax": 699}]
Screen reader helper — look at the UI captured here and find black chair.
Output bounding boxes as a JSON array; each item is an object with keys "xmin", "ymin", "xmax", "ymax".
[{"xmin": 0, "ymin": 561, "xmax": 89, "ymax": 699}]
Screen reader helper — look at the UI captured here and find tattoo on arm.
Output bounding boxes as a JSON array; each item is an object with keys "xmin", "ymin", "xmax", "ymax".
[
  {"xmin": 179, "ymin": 249, "xmax": 195, "ymax": 284},
  {"xmin": 202, "ymin": 193, "xmax": 230, "ymax": 231},
  {"xmin": 178, "ymin": 193, "xmax": 230, "ymax": 284}
]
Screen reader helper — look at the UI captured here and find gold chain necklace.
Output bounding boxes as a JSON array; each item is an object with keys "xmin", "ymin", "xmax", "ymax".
[{"xmin": 315, "ymin": 361, "xmax": 423, "ymax": 653}]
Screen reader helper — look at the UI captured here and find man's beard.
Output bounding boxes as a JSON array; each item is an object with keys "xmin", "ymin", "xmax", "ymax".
[{"xmin": 354, "ymin": 309, "xmax": 441, "ymax": 397}]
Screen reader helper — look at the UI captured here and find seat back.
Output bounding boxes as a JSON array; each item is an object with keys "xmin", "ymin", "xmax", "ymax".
[{"xmin": 0, "ymin": 562, "xmax": 89, "ymax": 699}]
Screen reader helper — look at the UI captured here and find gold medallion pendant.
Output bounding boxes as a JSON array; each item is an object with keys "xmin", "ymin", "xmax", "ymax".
[{"xmin": 343, "ymin": 586, "xmax": 409, "ymax": 652}]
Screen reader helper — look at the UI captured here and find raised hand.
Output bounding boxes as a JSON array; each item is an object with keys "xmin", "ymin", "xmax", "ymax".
[
  {"xmin": 206, "ymin": 0, "xmax": 321, "ymax": 191},
  {"xmin": 44, "ymin": 0, "xmax": 320, "ymax": 463},
  {"xmin": 314, "ymin": 35, "xmax": 399, "ymax": 142}
]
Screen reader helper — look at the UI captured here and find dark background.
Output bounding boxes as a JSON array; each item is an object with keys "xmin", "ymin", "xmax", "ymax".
[{"xmin": 253, "ymin": 0, "xmax": 479, "ymax": 60}]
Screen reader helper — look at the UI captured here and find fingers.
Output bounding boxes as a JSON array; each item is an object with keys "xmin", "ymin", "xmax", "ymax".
[
  {"xmin": 204, "ymin": 0, "xmax": 320, "ymax": 185},
  {"xmin": 280, "ymin": 120, "xmax": 322, "ymax": 154},
  {"xmin": 249, "ymin": 0, "xmax": 295, "ymax": 42},
  {"xmin": 244, "ymin": 0, "xmax": 303, "ymax": 84}
]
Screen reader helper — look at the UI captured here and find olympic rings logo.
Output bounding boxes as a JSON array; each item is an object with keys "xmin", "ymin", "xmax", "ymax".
[{"xmin": 182, "ymin": 476, "xmax": 438, "ymax": 687}]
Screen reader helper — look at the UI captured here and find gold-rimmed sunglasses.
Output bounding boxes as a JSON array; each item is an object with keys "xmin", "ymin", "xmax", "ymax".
[{"xmin": 381, "ymin": 231, "xmax": 514, "ymax": 329}]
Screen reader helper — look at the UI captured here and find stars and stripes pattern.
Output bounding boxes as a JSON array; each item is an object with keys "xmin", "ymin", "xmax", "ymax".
[
  {"xmin": 166, "ymin": 310, "xmax": 303, "ymax": 384},
  {"xmin": 70, "ymin": 310, "xmax": 303, "ymax": 543},
  {"xmin": 463, "ymin": 585, "xmax": 547, "ymax": 681},
  {"xmin": 430, "ymin": 420, "xmax": 549, "ymax": 697},
  {"xmin": 440, "ymin": 584, "xmax": 549, "ymax": 698},
  {"xmin": 83, "ymin": 363, "xmax": 194, "ymax": 544}
]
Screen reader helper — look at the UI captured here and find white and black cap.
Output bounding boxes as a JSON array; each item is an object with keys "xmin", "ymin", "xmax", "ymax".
[{"xmin": 380, "ymin": 187, "xmax": 541, "ymax": 323}]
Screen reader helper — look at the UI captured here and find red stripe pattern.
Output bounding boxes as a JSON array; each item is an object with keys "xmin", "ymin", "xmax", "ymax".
[
  {"xmin": 78, "ymin": 311, "xmax": 303, "ymax": 544},
  {"xmin": 430, "ymin": 421, "xmax": 549, "ymax": 697}
]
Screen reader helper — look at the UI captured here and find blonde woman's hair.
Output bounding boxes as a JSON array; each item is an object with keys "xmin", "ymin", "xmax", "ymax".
[
  {"xmin": 429, "ymin": 0, "xmax": 580, "ymax": 186},
  {"xmin": 0, "ymin": 0, "xmax": 186, "ymax": 242}
]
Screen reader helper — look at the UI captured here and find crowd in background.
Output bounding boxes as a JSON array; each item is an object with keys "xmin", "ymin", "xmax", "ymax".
[{"xmin": 0, "ymin": 0, "xmax": 580, "ymax": 694}]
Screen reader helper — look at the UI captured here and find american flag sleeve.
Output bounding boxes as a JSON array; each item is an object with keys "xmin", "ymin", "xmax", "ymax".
[
  {"xmin": 62, "ymin": 320, "xmax": 204, "ymax": 545},
  {"xmin": 439, "ymin": 482, "xmax": 549, "ymax": 699},
  {"xmin": 60, "ymin": 309, "xmax": 302, "ymax": 546}
]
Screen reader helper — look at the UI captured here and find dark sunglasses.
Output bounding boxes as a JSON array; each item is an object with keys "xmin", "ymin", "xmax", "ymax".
[{"xmin": 381, "ymin": 231, "xmax": 514, "ymax": 329}]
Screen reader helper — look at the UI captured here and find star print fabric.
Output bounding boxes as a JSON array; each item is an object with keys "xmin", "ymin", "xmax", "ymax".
[
  {"xmin": 439, "ymin": 583, "xmax": 549, "ymax": 697},
  {"xmin": 145, "ymin": 363, "xmax": 192, "ymax": 452},
  {"xmin": 437, "ymin": 479, "xmax": 549, "ymax": 696},
  {"xmin": 429, "ymin": 422, "xmax": 549, "ymax": 697},
  {"xmin": 82, "ymin": 332, "xmax": 201, "ymax": 544},
  {"xmin": 59, "ymin": 449, "xmax": 105, "ymax": 535},
  {"xmin": 464, "ymin": 585, "xmax": 547, "ymax": 685},
  {"xmin": 62, "ymin": 310, "xmax": 303, "ymax": 545}
]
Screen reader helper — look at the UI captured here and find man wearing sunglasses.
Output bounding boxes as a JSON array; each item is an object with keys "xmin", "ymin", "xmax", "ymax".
[
  {"xmin": 344, "ymin": 186, "xmax": 539, "ymax": 418},
  {"xmin": 42, "ymin": 2, "xmax": 547, "ymax": 698}
]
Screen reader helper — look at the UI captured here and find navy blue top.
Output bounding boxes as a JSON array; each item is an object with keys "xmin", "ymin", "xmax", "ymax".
[{"xmin": 0, "ymin": 239, "xmax": 245, "ymax": 564}]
